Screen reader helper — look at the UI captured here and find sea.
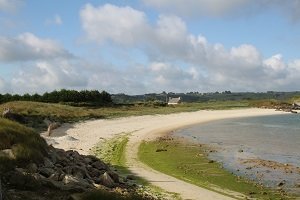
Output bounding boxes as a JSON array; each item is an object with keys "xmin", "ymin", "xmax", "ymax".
[{"xmin": 172, "ymin": 114, "xmax": 300, "ymax": 195}]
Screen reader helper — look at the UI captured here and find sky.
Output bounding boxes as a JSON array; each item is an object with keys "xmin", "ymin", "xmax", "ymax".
[{"xmin": 0, "ymin": 0, "xmax": 300, "ymax": 94}]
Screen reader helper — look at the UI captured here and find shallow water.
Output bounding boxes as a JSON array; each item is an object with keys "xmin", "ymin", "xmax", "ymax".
[{"xmin": 172, "ymin": 114, "xmax": 300, "ymax": 195}]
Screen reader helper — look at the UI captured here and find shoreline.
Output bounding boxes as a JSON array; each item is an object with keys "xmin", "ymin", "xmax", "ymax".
[{"xmin": 41, "ymin": 108, "xmax": 287, "ymax": 200}]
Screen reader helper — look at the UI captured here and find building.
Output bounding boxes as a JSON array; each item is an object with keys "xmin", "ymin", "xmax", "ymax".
[{"xmin": 168, "ymin": 97, "xmax": 181, "ymax": 105}]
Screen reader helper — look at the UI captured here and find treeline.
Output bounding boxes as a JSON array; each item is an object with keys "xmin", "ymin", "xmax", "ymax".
[
  {"xmin": 0, "ymin": 89, "xmax": 112, "ymax": 105},
  {"xmin": 112, "ymin": 91, "xmax": 300, "ymax": 104}
]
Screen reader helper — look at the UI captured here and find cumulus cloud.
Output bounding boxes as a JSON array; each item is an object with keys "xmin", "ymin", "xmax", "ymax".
[
  {"xmin": 79, "ymin": 3, "xmax": 300, "ymax": 93},
  {"xmin": 0, "ymin": 33, "xmax": 73, "ymax": 62},
  {"xmin": 11, "ymin": 60, "xmax": 87, "ymax": 94},
  {"xmin": 0, "ymin": 0, "xmax": 22, "ymax": 13},
  {"xmin": 80, "ymin": 3, "xmax": 149, "ymax": 46},
  {"xmin": 143, "ymin": 0, "xmax": 300, "ymax": 21}
]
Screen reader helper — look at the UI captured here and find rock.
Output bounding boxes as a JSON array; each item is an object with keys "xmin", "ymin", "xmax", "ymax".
[
  {"xmin": 108, "ymin": 171, "xmax": 119, "ymax": 183},
  {"xmin": 0, "ymin": 149, "xmax": 16, "ymax": 160},
  {"xmin": 62, "ymin": 175, "xmax": 91, "ymax": 192},
  {"xmin": 84, "ymin": 157, "xmax": 92, "ymax": 164},
  {"xmin": 39, "ymin": 167, "xmax": 55, "ymax": 178},
  {"xmin": 88, "ymin": 167, "xmax": 101, "ymax": 178},
  {"xmin": 277, "ymin": 180, "xmax": 286, "ymax": 187},
  {"xmin": 99, "ymin": 172, "xmax": 115, "ymax": 188},
  {"xmin": 8, "ymin": 171, "xmax": 41, "ymax": 190},
  {"xmin": 92, "ymin": 160, "xmax": 107, "ymax": 170},
  {"xmin": 44, "ymin": 157, "xmax": 54, "ymax": 168},
  {"xmin": 155, "ymin": 149, "xmax": 167, "ymax": 152},
  {"xmin": 26, "ymin": 163, "xmax": 38, "ymax": 173},
  {"xmin": 126, "ymin": 174, "xmax": 135, "ymax": 180}
]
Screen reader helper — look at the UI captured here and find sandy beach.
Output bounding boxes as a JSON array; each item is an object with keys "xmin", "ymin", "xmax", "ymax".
[{"xmin": 42, "ymin": 108, "xmax": 285, "ymax": 200}]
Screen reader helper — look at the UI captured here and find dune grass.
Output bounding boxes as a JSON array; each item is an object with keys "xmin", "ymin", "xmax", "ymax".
[
  {"xmin": 139, "ymin": 139, "xmax": 295, "ymax": 200},
  {"xmin": 0, "ymin": 118, "xmax": 48, "ymax": 171}
]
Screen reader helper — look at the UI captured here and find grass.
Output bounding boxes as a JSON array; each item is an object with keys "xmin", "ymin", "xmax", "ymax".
[
  {"xmin": 0, "ymin": 118, "xmax": 48, "ymax": 171},
  {"xmin": 139, "ymin": 139, "xmax": 295, "ymax": 200},
  {"xmin": 92, "ymin": 134, "xmax": 180, "ymax": 200},
  {"xmin": 92, "ymin": 133, "xmax": 130, "ymax": 175}
]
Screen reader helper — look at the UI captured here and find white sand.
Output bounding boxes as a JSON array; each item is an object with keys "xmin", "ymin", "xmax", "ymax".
[{"xmin": 41, "ymin": 108, "xmax": 285, "ymax": 200}]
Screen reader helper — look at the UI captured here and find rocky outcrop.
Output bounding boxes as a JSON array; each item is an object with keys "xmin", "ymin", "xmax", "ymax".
[{"xmin": 1, "ymin": 145, "xmax": 151, "ymax": 200}]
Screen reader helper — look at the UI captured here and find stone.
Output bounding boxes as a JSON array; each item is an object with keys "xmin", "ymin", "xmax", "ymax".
[
  {"xmin": 108, "ymin": 171, "xmax": 119, "ymax": 183},
  {"xmin": 92, "ymin": 160, "xmax": 107, "ymax": 170},
  {"xmin": 84, "ymin": 157, "xmax": 92, "ymax": 164},
  {"xmin": 277, "ymin": 180, "xmax": 286, "ymax": 187},
  {"xmin": 88, "ymin": 167, "xmax": 101, "ymax": 178},
  {"xmin": 44, "ymin": 157, "xmax": 54, "ymax": 168},
  {"xmin": 8, "ymin": 171, "xmax": 41, "ymax": 190},
  {"xmin": 99, "ymin": 172, "xmax": 115, "ymax": 188},
  {"xmin": 62, "ymin": 175, "xmax": 91, "ymax": 191},
  {"xmin": 126, "ymin": 174, "xmax": 135, "ymax": 180},
  {"xmin": 26, "ymin": 163, "xmax": 38, "ymax": 173},
  {"xmin": 0, "ymin": 149, "xmax": 15, "ymax": 160},
  {"xmin": 39, "ymin": 167, "xmax": 55, "ymax": 178}
]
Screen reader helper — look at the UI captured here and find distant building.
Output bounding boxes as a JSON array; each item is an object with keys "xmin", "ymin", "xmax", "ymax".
[{"xmin": 168, "ymin": 97, "xmax": 181, "ymax": 105}]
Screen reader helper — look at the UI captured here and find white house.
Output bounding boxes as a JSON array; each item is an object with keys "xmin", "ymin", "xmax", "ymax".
[{"xmin": 168, "ymin": 97, "xmax": 181, "ymax": 105}]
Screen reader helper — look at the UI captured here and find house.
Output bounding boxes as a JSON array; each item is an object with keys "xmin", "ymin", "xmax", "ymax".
[{"xmin": 168, "ymin": 97, "xmax": 181, "ymax": 105}]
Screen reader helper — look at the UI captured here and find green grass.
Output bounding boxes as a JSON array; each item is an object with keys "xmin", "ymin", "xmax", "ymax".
[
  {"xmin": 92, "ymin": 133, "xmax": 130, "ymax": 175},
  {"xmin": 0, "ymin": 100, "xmax": 251, "ymax": 133},
  {"xmin": 139, "ymin": 139, "xmax": 295, "ymax": 200},
  {"xmin": 0, "ymin": 118, "xmax": 48, "ymax": 171}
]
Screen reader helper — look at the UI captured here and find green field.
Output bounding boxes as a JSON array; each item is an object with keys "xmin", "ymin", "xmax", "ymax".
[{"xmin": 139, "ymin": 139, "xmax": 295, "ymax": 200}]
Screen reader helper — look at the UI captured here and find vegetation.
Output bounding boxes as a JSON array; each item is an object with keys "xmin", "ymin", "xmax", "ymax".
[
  {"xmin": 0, "ymin": 118, "xmax": 48, "ymax": 172},
  {"xmin": 0, "ymin": 89, "xmax": 112, "ymax": 106},
  {"xmin": 92, "ymin": 134, "xmax": 130, "ymax": 174},
  {"xmin": 139, "ymin": 139, "xmax": 295, "ymax": 200},
  {"xmin": 0, "ymin": 100, "xmax": 251, "ymax": 131},
  {"xmin": 113, "ymin": 91, "xmax": 300, "ymax": 104}
]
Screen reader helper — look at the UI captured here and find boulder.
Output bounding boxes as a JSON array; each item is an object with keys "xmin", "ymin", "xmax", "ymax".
[
  {"xmin": 107, "ymin": 171, "xmax": 119, "ymax": 183},
  {"xmin": 44, "ymin": 157, "xmax": 54, "ymax": 168},
  {"xmin": 99, "ymin": 172, "xmax": 115, "ymax": 188},
  {"xmin": 92, "ymin": 160, "xmax": 108, "ymax": 170},
  {"xmin": 26, "ymin": 163, "xmax": 38, "ymax": 173},
  {"xmin": 0, "ymin": 149, "xmax": 16, "ymax": 160},
  {"xmin": 38, "ymin": 167, "xmax": 55, "ymax": 178}
]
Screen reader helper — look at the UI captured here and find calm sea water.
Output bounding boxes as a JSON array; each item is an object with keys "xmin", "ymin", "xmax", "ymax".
[{"xmin": 172, "ymin": 114, "xmax": 300, "ymax": 194}]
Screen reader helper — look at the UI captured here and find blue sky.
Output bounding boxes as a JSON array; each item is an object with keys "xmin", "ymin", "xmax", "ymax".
[{"xmin": 0, "ymin": 0, "xmax": 300, "ymax": 94}]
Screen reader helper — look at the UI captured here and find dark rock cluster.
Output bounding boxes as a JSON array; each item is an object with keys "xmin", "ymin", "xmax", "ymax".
[{"xmin": 0, "ymin": 146, "xmax": 148, "ymax": 200}]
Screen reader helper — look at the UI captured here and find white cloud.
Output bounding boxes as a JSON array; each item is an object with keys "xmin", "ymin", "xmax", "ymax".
[
  {"xmin": 80, "ymin": 3, "xmax": 149, "ymax": 46},
  {"xmin": 0, "ymin": 33, "xmax": 73, "ymax": 62},
  {"xmin": 11, "ymin": 60, "xmax": 87, "ymax": 94},
  {"xmin": 46, "ymin": 14, "xmax": 63, "ymax": 26},
  {"xmin": 0, "ymin": 0, "xmax": 22, "ymax": 13},
  {"xmin": 79, "ymin": 3, "xmax": 300, "ymax": 93}
]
